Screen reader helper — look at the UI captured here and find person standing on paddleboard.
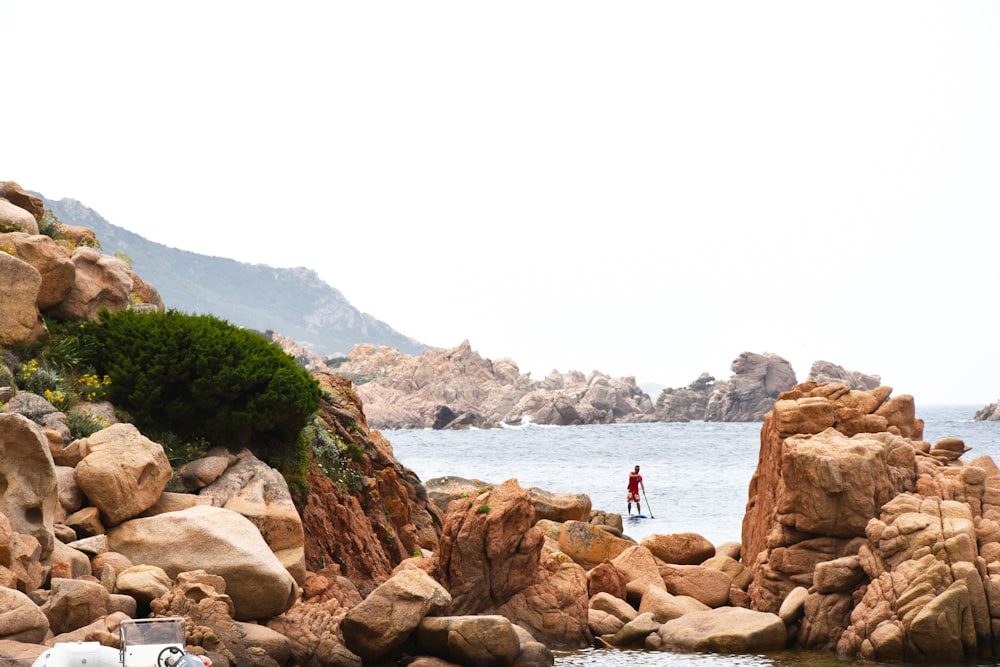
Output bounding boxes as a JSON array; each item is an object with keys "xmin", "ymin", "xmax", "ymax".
[{"xmin": 627, "ymin": 465, "xmax": 645, "ymax": 515}]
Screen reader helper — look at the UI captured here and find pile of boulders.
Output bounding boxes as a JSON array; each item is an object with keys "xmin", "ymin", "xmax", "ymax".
[{"xmin": 0, "ymin": 181, "xmax": 164, "ymax": 349}]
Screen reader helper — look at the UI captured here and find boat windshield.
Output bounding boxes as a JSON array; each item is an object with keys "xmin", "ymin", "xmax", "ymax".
[{"xmin": 120, "ymin": 618, "xmax": 186, "ymax": 647}]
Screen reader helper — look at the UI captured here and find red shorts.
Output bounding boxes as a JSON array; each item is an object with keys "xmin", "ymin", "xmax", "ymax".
[{"xmin": 627, "ymin": 491, "xmax": 640, "ymax": 503}]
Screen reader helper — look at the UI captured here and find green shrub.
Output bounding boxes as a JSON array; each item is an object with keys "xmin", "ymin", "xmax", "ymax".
[
  {"xmin": 37, "ymin": 210, "xmax": 60, "ymax": 238},
  {"xmin": 303, "ymin": 417, "xmax": 364, "ymax": 492},
  {"xmin": 65, "ymin": 410, "xmax": 111, "ymax": 440},
  {"xmin": 13, "ymin": 325, "xmax": 113, "ymax": 411},
  {"xmin": 78, "ymin": 309, "xmax": 321, "ymax": 464}
]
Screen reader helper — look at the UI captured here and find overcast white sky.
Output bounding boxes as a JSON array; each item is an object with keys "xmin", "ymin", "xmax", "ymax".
[{"xmin": 4, "ymin": 2, "xmax": 999, "ymax": 406}]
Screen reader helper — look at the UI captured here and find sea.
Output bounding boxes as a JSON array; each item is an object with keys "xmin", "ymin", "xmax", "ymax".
[{"xmin": 385, "ymin": 404, "xmax": 1000, "ymax": 667}]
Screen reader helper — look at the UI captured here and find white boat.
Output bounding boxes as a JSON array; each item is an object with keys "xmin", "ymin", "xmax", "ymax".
[{"xmin": 31, "ymin": 617, "xmax": 208, "ymax": 667}]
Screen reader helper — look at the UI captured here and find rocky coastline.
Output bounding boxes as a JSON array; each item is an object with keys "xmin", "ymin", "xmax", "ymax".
[
  {"xmin": 5, "ymin": 179, "xmax": 1000, "ymax": 665},
  {"xmin": 3, "ymin": 370, "xmax": 1000, "ymax": 665},
  {"xmin": 332, "ymin": 343, "xmax": 884, "ymax": 430}
]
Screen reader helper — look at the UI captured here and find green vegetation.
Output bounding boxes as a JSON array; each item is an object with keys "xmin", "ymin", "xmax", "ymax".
[
  {"xmin": 73, "ymin": 309, "xmax": 320, "ymax": 468},
  {"xmin": 476, "ymin": 504, "xmax": 491, "ymax": 514},
  {"xmin": 37, "ymin": 210, "xmax": 60, "ymax": 238},
  {"xmin": 64, "ymin": 409, "xmax": 111, "ymax": 439},
  {"xmin": 10, "ymin": 327, "xmax": 113, "ymax": 413},
  {"xmin": 303, "ymin": 417, "xmax": 364, "ymax": 492}
]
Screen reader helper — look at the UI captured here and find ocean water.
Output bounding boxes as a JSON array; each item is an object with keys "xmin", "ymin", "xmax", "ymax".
[{"xmin": 385, "ymin": 404, "xmax": 1000, "ymax": 667}]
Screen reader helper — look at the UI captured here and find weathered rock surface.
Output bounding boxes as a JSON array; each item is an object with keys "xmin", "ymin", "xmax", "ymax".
[
  {"xmin": 107, "ymin": 505, "xmax": 298, "ymax": 621},
  {"xmin": 74, "ymin": 423, "xmax": 173, "ymax": 526},
  {"xmin": 741, "ymin": 380, "xmax": 1000, "ymax": 661},
  {"xmin": 44, "ymin": 247, "xmax": 133, "ymax": 321},
  {"xmin": 431, "ymin": 480, "xmax": 591, "ymax": 648},
  {"xmin": 0, "ymin": 414, "xmax": 58, "ymax": 560},
  {"xmin": 425, "ymin": 476, "xmax": 591, "ymax": 523},
  {"xmin": 196, "ymin": 448, "xmax": 307, "ymax": 585},
  {"xmin": 340, "ymin": 567, "xmax": 451, "ymax": 662},
  {"xmin": 0, "ymin": 252, "xmax": 46, "ymax": 347},
  {"xmin": 293, "ymin": 372, "xmax": 444, "ymax": 596},
  {"xmin": 415, "ymin": 615, "xmax": 521, "ymax": 667},
  {"xmin": 653, "ymin": 607, "xmax": 787, "ymax": 653}
]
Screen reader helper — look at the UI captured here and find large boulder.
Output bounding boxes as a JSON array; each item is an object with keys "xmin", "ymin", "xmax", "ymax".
[
  {"xmin": 637, "ymin": 586, "xmax": 708, "ymax": 624},
  {"xmin": 435, "ymin": 480, "xmax": 544, "ymax": 615},
  {"xmin": 641, "ymin": 532, "xmax": 715, "ymax": 565},
  {"xmin": 0, "ymin": 232, "xmax": 75, "ymax": 308},
  {"xmin": 495, "ymin": 556, "xmax": 591, "ymax": 648},
  {"xmin": 743, "ymin": 384, "xmax": 920, "ymax": 615},
  {"xmin": 659, "ymin": 564, "xmax": 733, "ymax": 608},
  {"xmin": 536, "ymin": 519, "xmax": 633, "ymax": 570},
  {"xmin": 526, "ymin": 486, "xmax": 592, "ymax": 523},
  {"xmin": 197, "ymin": 448, "xmax": 306, "ymax": 585},
  {"xmin": 0, "ymin": 414, "xmax": 58, "ymax": 559},
  {"xmin": 0, "ymin": 587, "xmax": 49, "ymax": 643},
  {"xmin": 653, "ymin": 607, "xmax": 787, "ymax": 653},
  {"xmin": 107, "ymin": 505, "xmax": 298, "ymax": 621},
  {"xmin": 415, "ymin": 615, "xmax": 521, "ymax": 667},
  {"xmin": 41, "ymin": 577, "xmax": 110, "ymax": 635},
  {"xmin": 44, "ymin": 246, "xmax": 132, "ymax": 321},
  {"xmin": 433, "ymin": 480, "xmax": 590, "ymax": 648},
  {"xmin": 0, "ymin": 182, "xmax": 44, "ymax": 221},
  {"xmin": 0, "ymin": 252, "xmax": 46, "ymax": 346},
  {"xmin": 340, "ymin": 567, "xmax": 451, "ymax": 662},
  {"xmin": 0, "ymin": 197, "xmax": 39, "ymax": 234},
  {"xmin": 73, "ymin": 423, "xmax": 173, "ymax": 526}
]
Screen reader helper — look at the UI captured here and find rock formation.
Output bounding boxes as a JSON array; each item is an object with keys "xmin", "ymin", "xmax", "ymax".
[
  {"xmin": 335, "ymin": 340, "xmax": 656, "ymax": 429},
  {"xmin": 806, "ymin": 360, "xmax": 881, "ymax": 391},
  {"xmin": 975, "ymin": 401, "xmax": 1000, "ymax": 421},
  {"xmin": 654, "ymin": 372, "xmax": 716, "ymax": 422},
  {"xmin": 654, "ymin": 356, "xmax": 881, "ymax": 423},
  {"xmin": 742, "ymin": 380, "xmax": 1000, "ymax": 661},
  {"xmin": 10, "ymin": 180, "xmax": 997, "ymax": 665},
  {"xmin": 339, "ymin": 344, "xmax": 885, "ymax": 428},
  {"xmin": 0, "ymin": 181, "xmax": 165, "ymax": 349}
]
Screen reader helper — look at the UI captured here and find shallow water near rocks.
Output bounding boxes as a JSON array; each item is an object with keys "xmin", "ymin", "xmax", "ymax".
[{"xmin": 386, "ymin": 404, "xmax": 1000, "ymax": 667}]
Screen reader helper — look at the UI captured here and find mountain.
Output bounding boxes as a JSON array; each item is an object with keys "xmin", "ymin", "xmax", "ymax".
[{"xmin": 41, "ymin": 196, "xmax": 428, "ymax": 358}]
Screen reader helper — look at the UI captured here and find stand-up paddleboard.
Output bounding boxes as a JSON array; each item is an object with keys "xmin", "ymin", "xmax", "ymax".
[{"xmin": 627, "ymin": 514, "xmax": 648, "ymax": 519}]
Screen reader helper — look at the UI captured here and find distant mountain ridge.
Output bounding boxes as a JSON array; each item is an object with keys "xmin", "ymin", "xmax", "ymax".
[{"xmin": 41, "ymin": 196, "xmax": 428, "ymax": 357}]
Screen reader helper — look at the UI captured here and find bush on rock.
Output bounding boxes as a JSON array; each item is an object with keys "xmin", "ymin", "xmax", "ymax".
[{"xmin": 77, "ymin": 309, "xmax": 320, "ymax": 465}]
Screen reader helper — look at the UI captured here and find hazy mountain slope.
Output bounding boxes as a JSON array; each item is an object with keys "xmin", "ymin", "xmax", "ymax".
[{"xmin": 42, "ymin": 196, "xmax": 428, "ymax": 357}]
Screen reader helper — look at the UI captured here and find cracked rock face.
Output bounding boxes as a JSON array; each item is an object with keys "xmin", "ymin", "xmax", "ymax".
[
  {"xmin": 742, "ymin": 381, "xmax": 1000, "ymax": 661},
  {"xmin": 0, "ymin": 414, "xmax": 58, "ymax": 560}
]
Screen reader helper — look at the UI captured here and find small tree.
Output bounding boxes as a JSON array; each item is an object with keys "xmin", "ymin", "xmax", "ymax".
[{"xmin": 81, "ymin": 309, "xmax": 320, "ymax": 463}]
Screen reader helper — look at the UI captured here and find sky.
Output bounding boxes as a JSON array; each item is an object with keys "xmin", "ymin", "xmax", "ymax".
[{"xmin": 3, "ymin": 2, "xmax": 999, "ymax": 406}]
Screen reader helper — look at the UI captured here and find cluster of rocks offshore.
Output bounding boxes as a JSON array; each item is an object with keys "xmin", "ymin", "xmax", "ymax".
[{"xmin": 332, "ymin": 343, "xmax": 884, "ymax": 430}]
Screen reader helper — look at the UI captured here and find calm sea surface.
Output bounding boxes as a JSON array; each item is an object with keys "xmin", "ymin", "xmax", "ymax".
[{"xmin": 385, "ymin": 404, "xmax": 1000, "ymax": 667}]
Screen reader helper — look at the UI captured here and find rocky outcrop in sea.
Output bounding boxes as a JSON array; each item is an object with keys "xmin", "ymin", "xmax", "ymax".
[
  {"xmin": 975, "ymin": 402, "xmax": 1000, "ymax": 421},
  {"xmin": 335, "ymin": 344, "xmax": 882, "ymax": 429},
  {"xmin": 334, "ymin": 340, "xmax": 656, "ymax": 429}
]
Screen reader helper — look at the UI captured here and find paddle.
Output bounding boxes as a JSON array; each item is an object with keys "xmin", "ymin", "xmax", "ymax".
[{"xmin": 641, "ymin": 488, "xmax": 655, "ymax": 518}]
